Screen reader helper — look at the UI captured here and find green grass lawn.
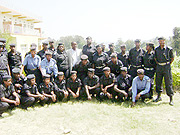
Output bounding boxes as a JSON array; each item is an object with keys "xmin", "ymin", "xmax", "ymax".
[{"xmin": 0, "ymin": 93, "xmax": 180, "ymax": 135}]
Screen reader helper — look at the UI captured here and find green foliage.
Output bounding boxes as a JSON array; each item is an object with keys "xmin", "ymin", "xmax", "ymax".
[
  {"xmin": 0, "ymin": 32, "xmax": 15, "ymax": 51},
  {"xmin": 172, "ymin": 27, "xmax": 180, "ymax": 56}
]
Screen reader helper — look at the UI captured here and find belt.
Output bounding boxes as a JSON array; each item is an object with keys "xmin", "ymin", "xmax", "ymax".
[
  {"xmin": 96, "ymin": 66, "xmax": 104, "ymax": 69},
  {"xmin": 158, "ymin": 62, "xmax": 170, "ymax": 66},
  {"xmin": 132, "ymin": 65, "xmax": 141, "ymax": 68},
  {"xmin": 144, "ymin": 67, "xmax": 154, "ymax": 71},
  {"xmin": 28, "ymin": 68, "xmax": 38, "ymax": 71}
]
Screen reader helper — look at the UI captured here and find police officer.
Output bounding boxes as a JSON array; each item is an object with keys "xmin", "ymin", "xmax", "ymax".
[
  {"xmin": 0, "ymin": 42, "xmax": 11, "ymax": 83},
  {"xmin": 73, "ymin": 54, "xmax": 92, "ymax": 82},
  {"xmin": 117, "ymin": 44, "xmax": 129, "ymax": 68},
  {"xmin": 131, "ymin": 69, "xmax": 150, "ymax": 107},
  {"xmin": 0, "ymin": 38, "xmax": 8, "ymax": 56},
  {"xmin": 106, "ymin": 43, "xmax": 117, "ymax": 57},
  {"xmin": 53, "ymin": 42, "xmax": 69, "ymax": 77},
  {"xmin": 21, "ymin": 46, "xmax": 42, "ymax": 85},
  {"xmin": 114, "ymin": 67, "xmax": 132, "ymax": 101},
  {"xmin": 92, "ymin": 45, "xmax": 109, "ymax": 77},
  {"xmin": 154, "ymin": 37, "xmax": 174, "ymax": 105},
  {"xmin": 48, "ymin": 40, "xmax": 56, "ymax": 53},
  {"xmin": 0, "ymin": 75, "xmax": 20, "ymax": 116},
  {"xmin": 8, "ymin": 43, "xmax": 22, "ymax": 73},
  {"xmin": 40, "ymin": 51, "xmax": 58, "ymax": 80},
  {"xmin": 37, "ymin": 41, "xmax": 49, "ymax": 60},
  {"xmin": 82, "ymin": 36, "xmax": 96, "ymax": 63},
  {"xmin": 107, "ymin": 53, "xmax": 123, "ymax": 76},
  {"xmin": 83, "ymin": 68, "xmax": 100, "ymax": 100},
  {"xmin": 25, "ymin": 43, "xmax": 37, "ymax": 57},
  {"xmin": 143, "ymin": 42, "xmax": 156, "ymax": 99},
  {"xmin": 129, "ymin": 39, "xmax": 145, "ymax": 78}
]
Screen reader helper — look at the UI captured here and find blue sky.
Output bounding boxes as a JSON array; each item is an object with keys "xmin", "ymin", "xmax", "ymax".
[{"xmin": 1, "ymin": 0, "xmax": 180, "ymax": 43}]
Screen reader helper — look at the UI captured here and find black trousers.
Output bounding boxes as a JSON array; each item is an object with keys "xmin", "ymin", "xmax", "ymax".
[
  {"xmin": 156, "ymin": 64, "xmax": 174, "ymax": 97},
  {"xmin": 27, "ymin": 69, "xmax": 42, "ymax": 85},
  {"xmin": 137, "ymin": 89, "xmax": 150, "ymax": 100},
  {"xmin": 145, "ymin": 69, "xmax": 155, "ymax": 98},
  {"xmin": 20, "ymin": 96, "xmax": 35, "ymax": 108},
  {"xmin": 99, "ymin": 87, "xmax": 116, "ymax": 100},
  {"xmin": 83, "ymin": 87, "xmax": 101, "ymax": 99},
  {"xmin": 129, "ymin": 66, "xmax": 142, "ymax": 78},
  {"xmin": 117, "ymin": 90, "xmax": 132, "ymax": 100},
  {"xmin": 55, "ymin": 90, "xmax": 65, "ymax": 101}
]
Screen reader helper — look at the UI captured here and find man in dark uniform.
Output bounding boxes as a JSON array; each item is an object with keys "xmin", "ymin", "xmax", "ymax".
[
  {"xmin": 0, "ymin": 42, "xmax": 11, "ymax": 83},
  {"xmin": 99, "ymin": 67, "xmax": 116, "ymax": 101},
  {"xmin": 83, "ymin": 68, "xmax": 100, "ymax": 100},
  {"xmin": 0, "ymin": 75, "xmax": 20, "ymax": 116},
  {"xmin": 48, "ymin": 40, "xmax": 56, "ymax": 53},
  {"xmin": 92, "ymin": 45, "xmax": 109, "ymax": 77},
  {"xmin": 154, "ymin": 37, "xmax": 174, "ymax": 105},
  {"xmin": 0, "ymin": 38, "xmax": 8, "ymax": 56},
  {"xmin": 143, "ymin": 42, "xmax": 156, "ymax": 99},
  {"xmin": 129, "ymin": 39, "xmax": 145, "ymax": 78},
  {"xmin": 117, "ymin": 44, "xmax": 129, "ymax": 68},
  {"xmin": 73, "ymin": 54, "xmax": 92, "ymax": 82},
  {"xmin": 114, "ymin": 67, "xmax": 132, "ymax": 101},
  {"xmin": 106, "ymin": 43, "xmax": 117, "ymax": 57},
  {"xmin": 8, "ymin": 43, "xmax": 22, "ymax": 74},
  {"xmin": 82, "ymin": 36, "xmax": 96, "ymax": 63},
  {"xmin": 107, "ymin": 53, "xmax": 123, "ymax": 76},
  {"xmin": 37, "ymin": 41, "xmax": 49, "ymax": 60}
]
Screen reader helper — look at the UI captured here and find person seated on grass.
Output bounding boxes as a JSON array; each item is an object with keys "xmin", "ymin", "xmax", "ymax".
[
  {"xmin": 83, "ymin": 68, "xmax": 101, "ymax": 100},
  {"xmin": 99, "ymin": 67, "xmax": 116, "ymax": 101},
  {"xmin": 131, "ymin": 69, "xmax": 150, "ymax": 107},
  {"xmin": 114, "ymin": 67, "xmax": 133, "ymax": 102},
  {"xmin": 67, "ymin": 71, "xmax": 82, "ymax": 100},
  {"xmin": 39, "ymin": 74, "xmax": 57, "ymax": 105},
  {"xmin": 21, "ymin": 74, "xmax": 45, "ymax": 109},
  {"xmin": 12, "ymin": 68, "xmax": 25, "ymax": 94},
  {"xmin": 0, "ymin": 75, "xmax": 20, "ymax": 117},
  {"xmin": 54, "ymin": 72, "xmax": 68, "ymax": 101}
]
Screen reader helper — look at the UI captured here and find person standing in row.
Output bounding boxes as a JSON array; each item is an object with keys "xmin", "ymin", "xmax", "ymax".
[
  {"xmin": 37, "ymin": 41, "xmax": 49, "ymax": 60},
  {"xmin": 106, "ymin": 43, "xmax": 117, "ymax": 57},
  {"xmin": 117, "ymin": 44, "xmax": 129, "ymax": 68},
  {"xmin": 0, "ymin": 38, "xmax": 8, "ymax": 56}
]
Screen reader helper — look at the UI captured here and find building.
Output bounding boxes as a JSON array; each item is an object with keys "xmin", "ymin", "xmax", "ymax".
[{"xmin": 0, "ymin": 4, "xmax": 45, "ymax": 58}]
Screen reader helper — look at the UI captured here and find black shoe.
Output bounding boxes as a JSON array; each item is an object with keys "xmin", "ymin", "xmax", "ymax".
[
  {"xmin": 153, "ymin": 97, "xmax": 162, "ymax": 102},
  {"xmin": 169, "ymin": 101, "xmax": 174, "ymax": 106}
]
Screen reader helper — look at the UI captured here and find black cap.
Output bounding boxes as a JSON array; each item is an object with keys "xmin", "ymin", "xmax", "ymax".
[
  {"xmin": 158, "ymin": 37, "xmax": 165, "ymax": 40},
  {"xmin": 12, "ymin": 68, "xmax": 21, "ymax": 74},
  {"xmin": 120, "ymin": 44, "xmax": 126, "ymax": 48},
  {"xmin": 120, "ymin": 67, "xmax": 127, "ymax": 72},
  {"xmin": 70, "ymin": 71, "xmax": 77, "ymax": 75},
  {"xmin": 146, "ymin": 42, "xmax": 154, "ymax": 48},
  {"xmin": 81, "ymin": 54, "xmax": 88, "ymax": 60},
  {"xmin": 9, "ymin": 43, "xmax": 16, "ymax": 47},
  {"xmin": 30, "ymin": 46, "xmax": 36, "ymax": 51},
  {"xmin": 103, "ymin": 67, "xmax": 110, "ymax": 71},
  {"xmin": 45, "ymin": 51, "xmax": 52, "ymax": 55},
  {"xmin": 2, "ymin": 75, "xmax": 11, "ymax": 80},
  {"xmin": 30, "ymin": 43, "xmax": 37, "ymax": 47},
  {"xmin": 57, "ymin": 72, "xmax": 64, "ymax": 76},
  {"xmin": 58, "ymin": 42, "xmax": 64, "ymax": 46},
  {"xmin": 27, "ymin": 74, "xmax": 35, "ymax": 80},
  {"xmin": 43, "ymin": 74, "xmax": 51, "ymax": 79},
  {"xmin": 110, "ymin": 53, "xmax": 117, "ymax": 58},
  {"xmin": 137, "ymin": 69, "xmax": 144, "ymax": 75},
  {"xmin": 0, "ymin": 38, "xmax": 6, "ymax": 43},
  {"xmin": 42, "ymin": 41, "xmax": 49, "ymax": 45},
  {"xmin": 135, "ymin": 39, "xmax": 141, "ymax": 43},
  {"xmin": 86, "ymin": 36, "xmax": 92, "ymax": 40},
  {"xmin": 109, "ymin": 43, "xmax": 114, "ymax": 47},
  {"xmin": 88, "ymin": 68, "xmax": 95, "ymax": 72},
  {"xmin": 49, "ymin": 40, "xmax": 54, "ymax": 43},
  {"xmin": 0, "ymin": 42, "xmax": 4, "ymax": 47}
]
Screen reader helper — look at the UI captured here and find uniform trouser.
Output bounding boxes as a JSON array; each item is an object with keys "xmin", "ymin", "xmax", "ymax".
[
  {"xmin": 39, "ymin": 97, "xmax": 52, "ymax": 105},
  {"xmin": 117, "ymin": 90, "xmax": 132, "ymax": 99},
  {"xmin": 27, "ymin": 69, "xmax": 42, "ymax": 85},
  {"xmin": 137, "ymin": 89, "xmax": 150, "ymax": 100},
  {"xmin": 0, "ymin": 70, "xmax": 8, "ymax": 83},
  {"xmin": 156, "ymin": 64, "xmax": 174, "ymax": 97},
  {"xmin": 145, "ymin": 70, "xmax": 155, "ymax": 98},
  {"xmin": 99, "ymin": 87, "xmax": 116, "ymax": 100},
  {"xmin": 20, "ymin": 96, "xmax": 35, "ymax": 108},
  {"xmin": 55, "ymin": 90, "xmax": 65, "ymax": 101},
  {"xmin": 129, "ymin": 66, "xmax": 142, "ymax": 78},
  {"xmin": 83, "ymin": 87, "xmax": 101, "ymax": 99},
  {"xmin": 67, "ymin": 89, "xmax": 85, "ymax": 100}
]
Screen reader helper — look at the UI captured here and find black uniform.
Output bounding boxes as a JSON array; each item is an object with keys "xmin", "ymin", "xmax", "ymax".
[
  {"xmin": 54, "ymin": 79, "xmax": 67, "ymax": 101},
  {"xmin": 2, "ymin": 48, "xmax": 8, "ymax": 57},
  {"xmin": 115, "ymin": 74, "xmax": 132, "ymax": 99},
  {"xmin": 8, "ymin": 51, "xmax": 22, "ymax": 72},
  {"xmin": 0, "ymin": 53, "xmax": 9, "ymax": 83},
  {"xmin": 143, "ymin": 51, "xmax": 156, "ymax": 98},
  {"xmin": 37, "ymin": 49, "xmax": 47, "ymax": 60},
  {"xmin": 129, "ymin": 47, "xmax": 145, "ymax": 78},
  {"xmin": 53, "ymin": 50, "xmax": 69, "ymax": 76},
  {"xmin": 106, "ymin": 50, "xmax": 117, "ymax": 57},
  {"xmin": 92, "ymin": 52, "xmax": 109, "ymax": 77},
  {"xmin": 155, "ymin": 46, "xmax": 174, "ymax": 97},
  {"xmin": 117, "ymin": 52, "xmax": 129, "ymax": 68},
  {"xmin": 107, "ymin": 59, "xmax": 123, "ymax": 76},
  {"xmin": 82, "ymin": 44, "xmax": 96, "ymax": 63},
  {"xmin": 48, "ymin": 47, "xmax": 56, "ymax": 53},
  {"xmin": 73, "ymin": 60, "xmax": 92, "ymax": 82},
  {"xmin": 12, "ymin": 77, "xmax": 25, "ymax": 94}
]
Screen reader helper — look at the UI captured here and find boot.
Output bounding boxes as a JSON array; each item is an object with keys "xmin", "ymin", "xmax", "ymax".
[
  {"xmin": 153, "ymin": 93, "xmax": 162, "ymax": 102},
  {"xmin": 169, "ymin": 96, "xmax": 174, "ymax": 106}
]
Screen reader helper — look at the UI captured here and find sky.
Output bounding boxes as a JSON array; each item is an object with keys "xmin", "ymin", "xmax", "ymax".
[{"xmin": 1, "ymin": 0, "xmax": 180, "ymax": 43}]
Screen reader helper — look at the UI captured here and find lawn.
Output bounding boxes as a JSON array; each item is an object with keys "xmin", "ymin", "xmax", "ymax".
[{"xmin": 0, "ymin": 93, "xmax": 180, "ymax": 135}]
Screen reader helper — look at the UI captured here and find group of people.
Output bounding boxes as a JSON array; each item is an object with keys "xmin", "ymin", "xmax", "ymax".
[{"xmin": 0, "ymin": 36, "xmax": 174, "ymax": 117}]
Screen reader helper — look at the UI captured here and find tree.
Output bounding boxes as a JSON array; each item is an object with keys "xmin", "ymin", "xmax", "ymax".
[
  {"xmin": 115, "ymin": 38, "xmax": 124, "ymax": 53},
  {"xmin": 172, "ymin": 27, "xmax": 180, "ymax": 56},
  {"xmin": 125, "ymin": 39, "xmax": 134, "ymax": 51}
]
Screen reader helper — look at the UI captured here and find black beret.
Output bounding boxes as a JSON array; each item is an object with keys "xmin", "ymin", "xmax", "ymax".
[
  {"xmin": 120, "ymin": 67, "xmax": 127, "ymax": 72},
  {"xmin": 158, "ymin": 37, "xmax": 165, "ymax": 40},
  {"xmin": 27, "ymin": 74, "xmax": 35, "ymax": 80},
  {"xmin": 135, "ymin": 39, "xmax": 141, "ymax": 43},
  {"xmin": 45, "ymin": 51, "xmax": 52, "ymax": 55},
  {"xmin": 0, "ymin": 42, "xmax": 4, "ymax": 46},
  {"xmin": 103, "ymin": 67, "xmax": 110, "ymax": 71},
  {"xmin": 109, "ymin": 43, "xmax": 114, "ymax": 46},
  {"xmin": 70, "ymin": 71, "xmax": 77, "ymax": 75},
  {"xmin": 57, "ymin": 72, "xmax": 64, "ymax": 76},
  {"xmin": 43, "ymin": 74, "xmax": 51, "ymax": 79},
  {"xmin": 110, "ymin": 53, "xmax": 117, "ymax": 58},
  {"xmin": 2, "ymin": 75, "xmax": 11, "ymax": 80},
  {"xmin": 81, "ymin": 54, "xmax": 88, "ymax": 60},
  {"xmin": 9, "ymin": 43, "xmax": 16, "ymax": 47},
  {"xmin": 30, "ymin": 43, "xmax": 37, "ymax": 47},
  {"xmin": 58, "ymin": 42, "xmax": 64, "ymax": 46},
  {"xmin": 137, "ymin": 69, "xmax": 144, "ymax": 75},
  {"xmin": 146, "ymin": 42, "xmax": 154, "ymax": 47},
  {"xmin": 88, "ymin": 68, "xmax": 95, "ymax": 72},
  {"xmin": 86, "ymin": 36, "xmax": 92, "ymax": 40},
  {"xmin": 42, "ymin": 41, "xmax": 49, "ymax": 45},
  {"xmin": 49, "ymin": 40, "xmax": 54, "ymax": 43},
  {"xmin": 0, "ymin": 38, "xmax": 6, "ymax": 43},
  {"xmin": 120, "ymin": 44, "xmax": 126, "ymax": 47},
  {"xmin": 12, "ymin": 68, "xmax": 21, "ymax": 74}
]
